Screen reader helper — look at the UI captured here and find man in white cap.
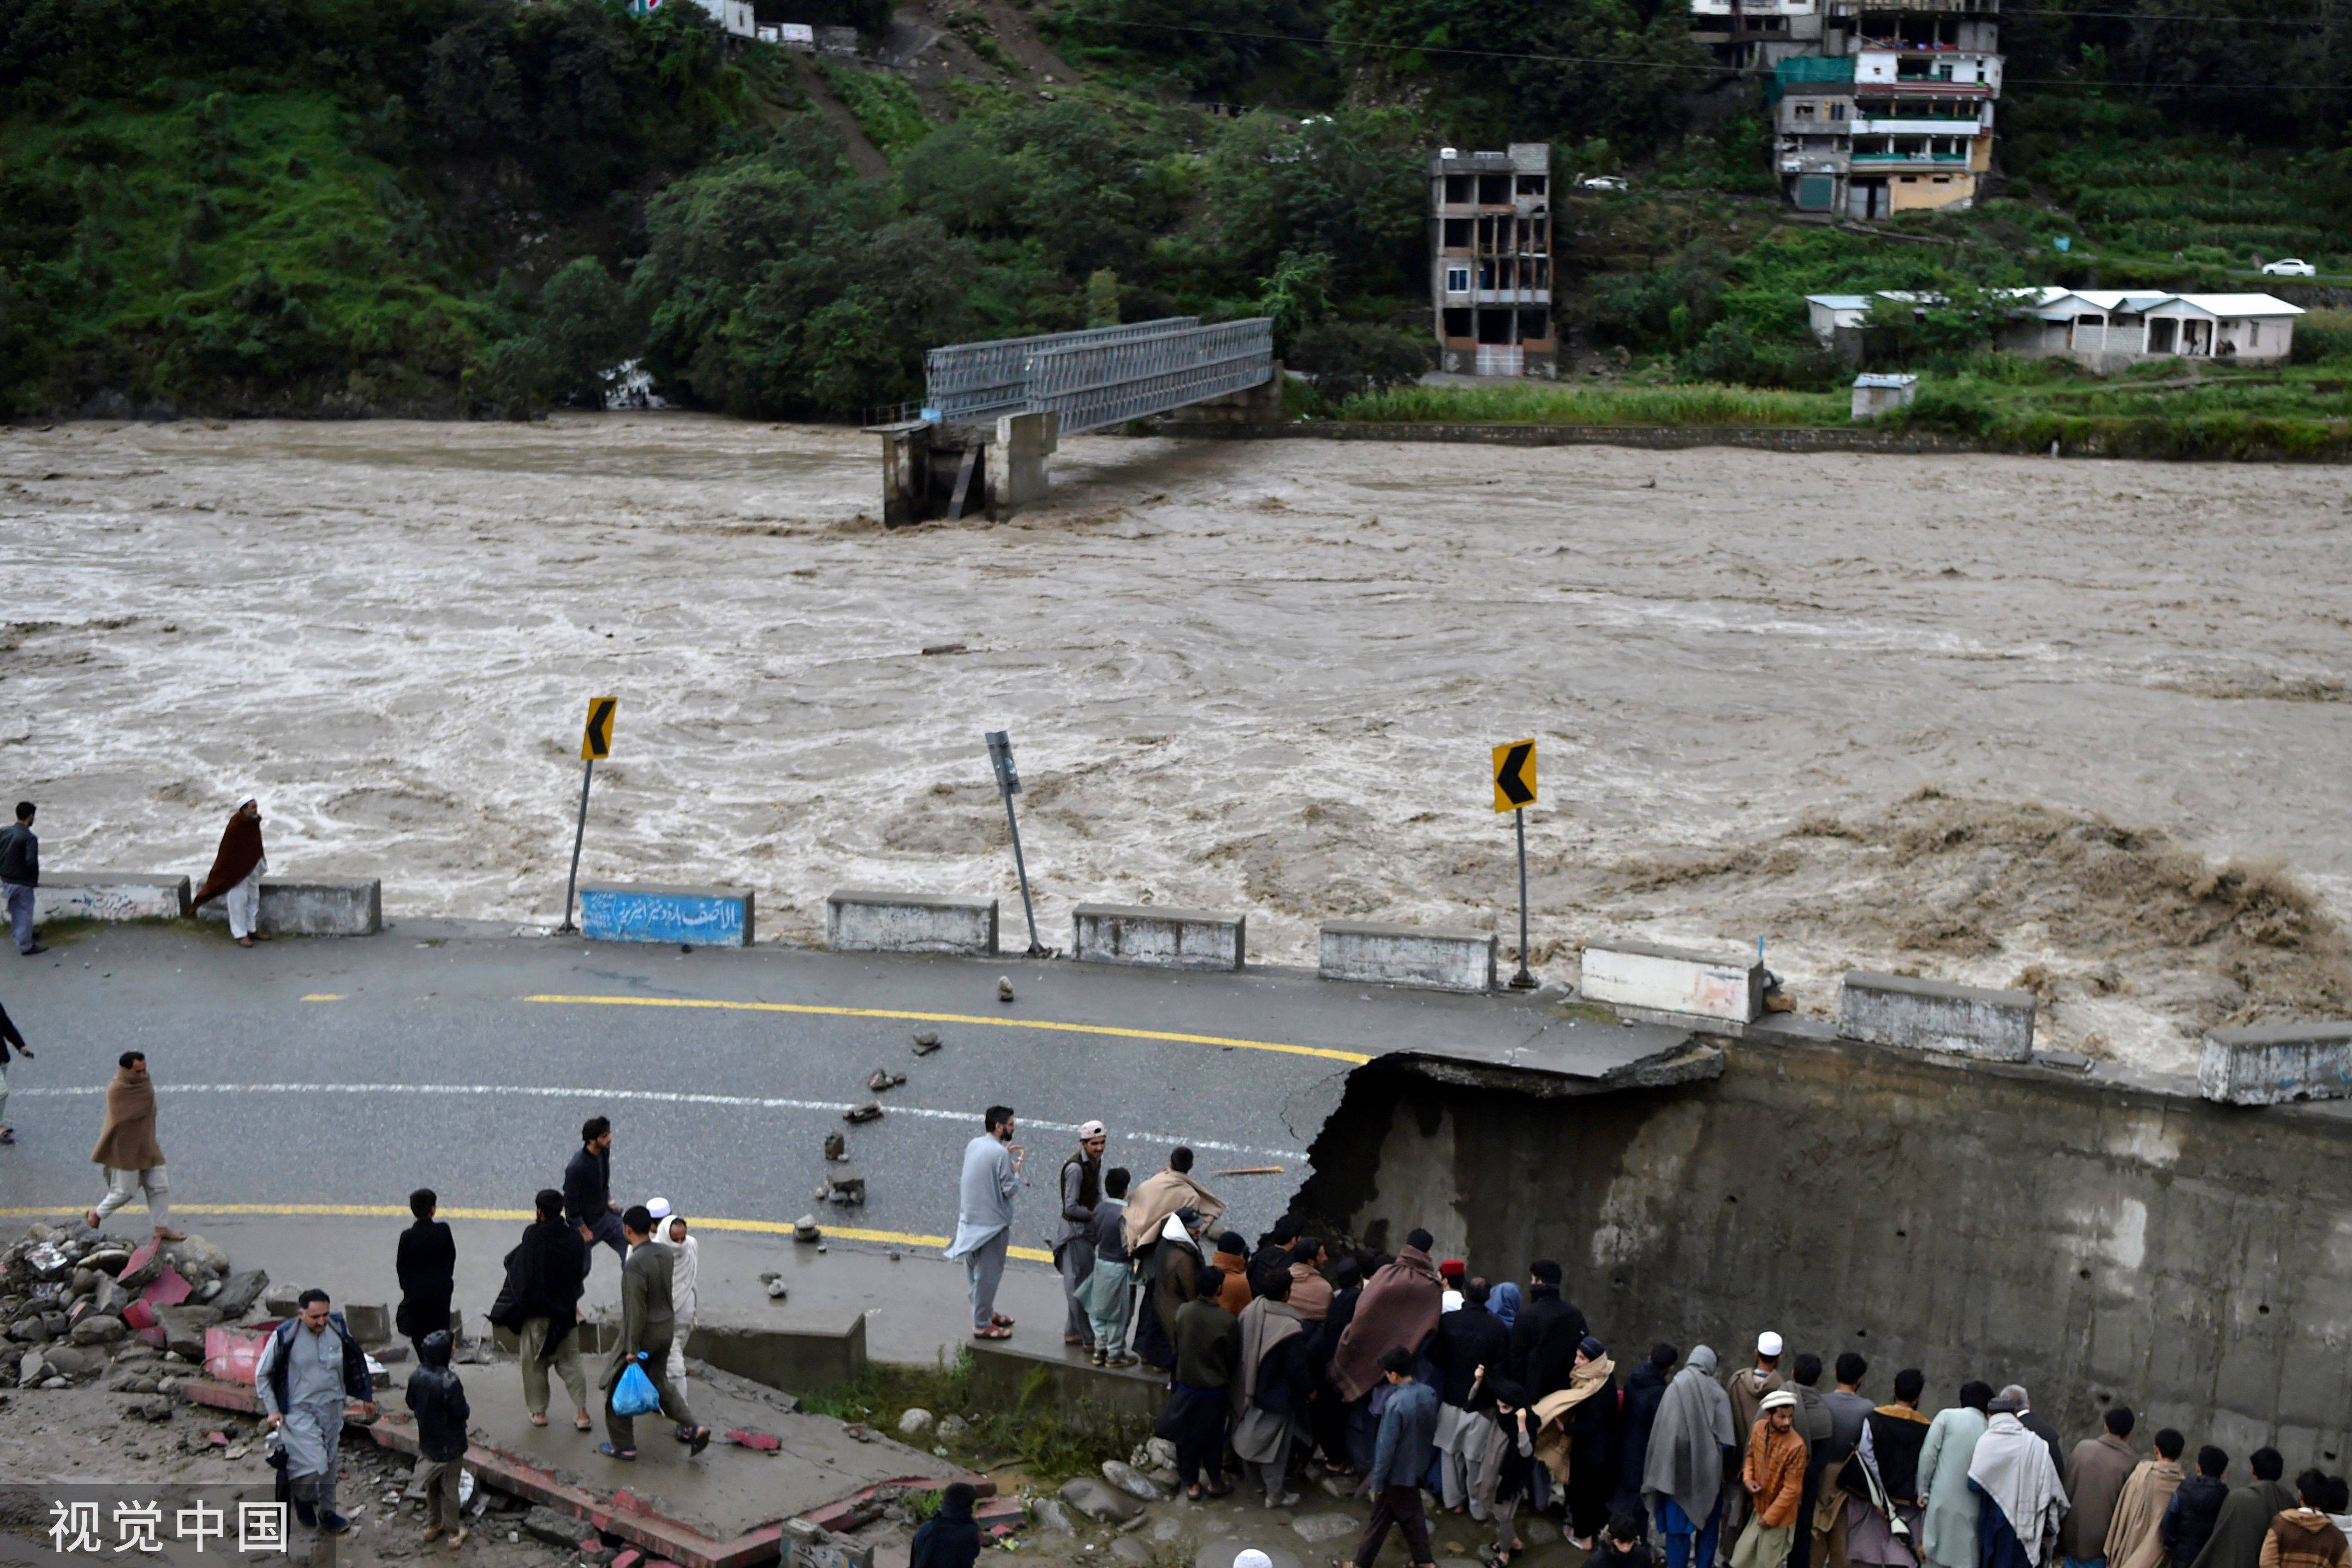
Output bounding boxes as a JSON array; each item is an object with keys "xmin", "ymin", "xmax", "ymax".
[
  {"xmin": 1055, "ymin": 1120, "xmax": 1108, "ymax": 1350},
  {"xmin": 1724, "ymin": 1332, "xmax": 1788, "ymax": 1546},
  {"xmin": 1732, "ymin": 1389, "xmax": 1808, "ymax": 1568},
  {"xmin": 646, "ymin": 1201, "xmax": 698, "ymax": 1403}
]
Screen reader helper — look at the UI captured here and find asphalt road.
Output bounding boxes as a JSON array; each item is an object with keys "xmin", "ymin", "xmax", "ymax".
[{"xmin": 0, "ymin": 921, "xmax": 1573, "ymax": 1259}]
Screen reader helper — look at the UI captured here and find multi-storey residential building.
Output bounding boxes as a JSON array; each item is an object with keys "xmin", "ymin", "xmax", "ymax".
[
  {"xmin": 1702, "ymin": 0, "xmax": 2000, "ymax": 217},
  {"xmin": 1427, "ymin": 144, "xmax": 1556, "ymax": 378}
]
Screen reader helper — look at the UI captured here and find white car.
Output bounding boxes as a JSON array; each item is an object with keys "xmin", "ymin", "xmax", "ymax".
[
  {"xmin": 2261, "ymin": 258, "xmax": 2317, "ymax": 277},
  {"xmin": 1578, "ymin": 175, "xmax": 1629, "ymax": 192}
]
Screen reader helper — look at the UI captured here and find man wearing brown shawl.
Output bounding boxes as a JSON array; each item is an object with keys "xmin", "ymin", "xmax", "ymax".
[
  {"xmin": 86, "ymin": 1051, "xmax": 181, "ymax": 1240},
  {"xmin": 1331, "ymin": 1229, "xmax": 1446, "ymax": 1401},
  {"xmin": 1122, "ymin": 1147, "xmax": 1225, "ymax": 1251},
  {"xmin": 193, "ymin": 797, "xmax": 268, "ymax": 946}
]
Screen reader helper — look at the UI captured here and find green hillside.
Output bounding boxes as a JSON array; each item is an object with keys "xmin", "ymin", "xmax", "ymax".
[{"xmin": 4, "ymin": 0, "xmax": 2350, "ymax": 422}]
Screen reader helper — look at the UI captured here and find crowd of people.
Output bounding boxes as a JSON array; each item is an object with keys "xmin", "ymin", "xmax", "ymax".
[
  {"xmin": 247, "ymin": 1114, "xmax": 713, "ymax": 1545},
  {"xmin": 978, "ymin": 1119, "xmax": 2352, "ymax": 1568}
]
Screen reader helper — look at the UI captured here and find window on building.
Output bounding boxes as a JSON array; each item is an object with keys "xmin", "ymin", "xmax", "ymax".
[
  {"xmin": 1445, "ymin": 266, "xmax": 1470, "ymax": 294},
  {"xmin": 1442, "ymin": 307, "xmax": 1472, "ymax": 338},
  {"xmin": 2248, "ymin": 321, "xmax": 2261, "ymax": 346},
  {"xmin": 1830, "ymin": 101, "xmax": 1849, "ymax": 120},
  {"xmin": 1477, "ymin": 173, "xmax": 1510, "ymax": 203},
  {"xmin": 1442, "ymin": 218, "xmax": 1472, "ymax": 248},
  {"xmin": 1518, "ymin": 308, "xmax": 1549, "ymax": 342},
  {"xmin": 1516, "ymin": 174, "xmax": 1547, "ymax": 196},
  {"xmin": 1795, "ymin": 100, "xmax": 1816, "ymax": 119},
  {"xmin": 1444, "ymin": 175, "xmax": 1472, "ymax": 204}
]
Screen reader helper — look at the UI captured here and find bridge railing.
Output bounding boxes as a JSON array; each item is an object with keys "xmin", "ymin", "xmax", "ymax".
[
  {"xmin": 924, "ymin": 319, "xmax": 1201, "ymax": 424},
  {"xmin": 1025, "ymin": 318, "xmax": 1275, "ymax": 433}
]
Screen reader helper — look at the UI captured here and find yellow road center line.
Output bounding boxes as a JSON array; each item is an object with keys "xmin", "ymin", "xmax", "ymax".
[
  {"xmin": 301, "ymin": 994, "xmax": 347, "ymax": 1002},
  {"xmin": 0, "ymin": 1205, "xmax": 1053, "ymax": 1262},
  {"xmin": 521, "ymin": 994, "xmax": 1374, "ymax": 1064}
]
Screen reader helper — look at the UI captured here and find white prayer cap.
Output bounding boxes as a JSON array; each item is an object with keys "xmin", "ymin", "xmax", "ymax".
[
  {"xmin": 1757, "ymin": 1331, "xmax": 1784, "ymax": 1357},
  {"xmin": 1442, "ymin": 1290, "xmax": 1463, "ymax": 1313},
  {"xmin": 1760, "ymin": 1390, "xmax": 1797, "ymax": 1412},
  {"xmin": 1235, "ymin": 1552, "xmax": 1273, "ymax": 1568},
  {"xmin": 1078, "ymin": 1120, "xmax": 1107, "ymax": 1140},
  {"xmin": 647, "ymin": 1197, "xmax": 673, "ymax": 1221}
]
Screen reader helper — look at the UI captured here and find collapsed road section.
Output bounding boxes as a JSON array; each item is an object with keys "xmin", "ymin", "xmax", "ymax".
[{"xmin": 1289, "ymin": 1011, "xmax": 2352, "ymax": 1463}]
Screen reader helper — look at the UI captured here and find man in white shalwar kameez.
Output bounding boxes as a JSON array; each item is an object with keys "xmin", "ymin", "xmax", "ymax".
[
  {"xmin": 652, "ymin": 1203, "xmax": 699, "ymax": 1399},
  {"xmin": 945, "ymin": 1105, "xmax": 1021, "ymax": 1338}
]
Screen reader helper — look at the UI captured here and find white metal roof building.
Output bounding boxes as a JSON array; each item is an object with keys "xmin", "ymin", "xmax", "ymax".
[{"xmin": 1805, "ymin": 287, "xmax": 2303, "ymax": 367}]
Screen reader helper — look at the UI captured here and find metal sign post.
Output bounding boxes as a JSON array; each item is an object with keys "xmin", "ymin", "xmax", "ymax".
[
  {"xmin": 986, "ymin": 730, "xmax": 1045, "ymax": 956},
  {"xmin": 1491, "ymin": 738, "xmax": 1538, "ymax": 990},
  {"xmin": 560, "ymin": 696, "xmax": 618, "ymax": 934}
]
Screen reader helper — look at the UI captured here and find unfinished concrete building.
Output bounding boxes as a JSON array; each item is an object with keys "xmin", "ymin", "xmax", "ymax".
[
  {"xmin": 1699, "ymin": 0, "xmax": 2000, "ymax": 216},
  {"xmin": 1429, "ymin": 144, "xmax": 1555, "ymax": 378}
]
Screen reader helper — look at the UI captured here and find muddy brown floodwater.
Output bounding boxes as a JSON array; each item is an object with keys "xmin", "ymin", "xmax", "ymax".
[{"xmin": 6, "ymin": 414, "xmax": 2352, "ymax": 1072}]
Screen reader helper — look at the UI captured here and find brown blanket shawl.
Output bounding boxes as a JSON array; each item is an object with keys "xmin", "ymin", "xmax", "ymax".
[
  {"xmin": 1330, "ymin": 1244, "xmax": 1444, "ymax": 1401},
  {"xmin": 192, "ymin": 808, "xmax": 264, "ymax": 908},
  {"xmin": 91, "ymin": 1069, "xmax": 164, "ymax": 1170},
  {"xmin": 1121, "ymin": 1169, "xmax": 1225, "ymax": 1253},
  {"xmin": 1532, "ymin": 1355, "xmax": 1618, "ymax": 1481}
]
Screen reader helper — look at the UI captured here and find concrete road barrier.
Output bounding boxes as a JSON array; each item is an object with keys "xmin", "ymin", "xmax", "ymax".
[
  {"xmin": 1579, "ymin": 939, "xmax": 1765, "ymax": 1029},
  {"xmin": 35, "ymin": 873, "xmax": 190, "ymax": 922},
  {"xmin": 1073, "ymin": 903, "xmax": 1245, "ymax": 971},
  {"xmin": 1319, "ymin": 920, "xmax": 1495, "ymax": 993},
  {"xmin": 1839, "ymin": 970, "xmax": 2036, "ymax": 1062},
  {"xmin": 194, "ymin": 878, "xmax": 383, "ymax": 936},
  {"xmin": 2200, "ymin": 1021, "xmax": 2352, "ymax": 1105},
  {"xmin": 826, "ymin": 889, "xmax": 998, "ymax": 956},
  {"xmin": 578, "ymin": 883, "xmax": 752, "ymax": 947}
]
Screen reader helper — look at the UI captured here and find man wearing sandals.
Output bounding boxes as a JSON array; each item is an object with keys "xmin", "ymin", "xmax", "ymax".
[
  {"xmin": 947, "ymin": 1105, "xmax": 1022, "ymax": 1340},
  {"xmin": 597, "ymin": 1205, "xmax": 711, "ymax": 1462}
]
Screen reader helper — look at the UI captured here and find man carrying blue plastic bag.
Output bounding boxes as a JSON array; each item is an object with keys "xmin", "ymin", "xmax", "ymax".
[{"xmin": 598, "ymin": 1205, "xmax": 712, "ymax": 1461}]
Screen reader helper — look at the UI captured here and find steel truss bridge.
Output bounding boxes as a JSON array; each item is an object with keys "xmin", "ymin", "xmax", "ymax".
[{"xmin": 923, "ymin": 317, "xmax": 1275, "ymax": 434}]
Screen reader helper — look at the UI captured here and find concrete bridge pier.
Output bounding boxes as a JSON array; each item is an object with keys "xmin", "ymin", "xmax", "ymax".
[{"xmin": 873, "ymin": 410, "xmax": 1057, "ymax": 526}]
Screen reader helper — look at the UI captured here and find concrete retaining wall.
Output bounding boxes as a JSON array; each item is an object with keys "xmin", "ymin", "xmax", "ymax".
[
  {"xmin": 826, "ymin": 889, "xmax": 998, "ymax": 956},
  {"xmin": 195, "ymin": 878, "xmax": 382, "ymax": 936},
  {"xmin": 1072, "ymin": 903, "xmax": 1244, "ymax": 971},
  {"xmin": 1319, "ymin": 921, "xmax": 1495, "ymax": 993},
  {"xmin": 35, "ymin": 873, "xmax": 190, "ymax": 922},
  {"xmin": 686, "ymin": 1317, "xmax": 868, "ymax": 1391},
  {"xmin": 2199, "ymin": 1022, "xmax": 2352, "ymax": 1105},
  {"xmin": 1294, "ymin": 1042, "xmax": 2352, "ymax": 1462},
  {"xmin": 1579, "ymin": 939, "xmax": 1764, "ymax": 1029},
  {"xmin": 966, "ymin": 1338, "xmax": 1166, "ymax": 1418},
  {"xmin": 1839, "ymin": 970, "xmax": 2038, "ymax": 1062},
  {"xmin": 578, "ymin": 883, "xmax": 752, "ymax": 947}
]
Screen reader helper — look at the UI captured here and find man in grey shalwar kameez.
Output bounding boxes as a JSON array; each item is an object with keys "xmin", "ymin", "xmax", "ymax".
[
  {"xmin": 256, "ymin": 1290, "xmax": 376, "ymax": 1534},
  {"xmin": 945, "ymin": 1105, "xmax": 1022, "ymax": 1338}
]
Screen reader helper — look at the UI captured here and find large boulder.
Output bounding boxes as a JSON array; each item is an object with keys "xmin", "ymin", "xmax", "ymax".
[
  {"xmin": 70, "ymin": 1314, "xmax": 125, "ymax": 1346},
  {"xmin": 151, "ymin": 1305, "xmax": 221, "ymax": 1361},
  {"xmin": 166, "ymin": 1236, "xmax": 231, "ymax": 1281},
  {"xmin": 212, "ymin": 1271, "xmax": 269, "ymax": 1320},
  {"xmin": 41, "ymin": 1346, "xmax": 102, "ymax": 1380},
  {"xmin": 1059, "ymin": 1478, "xmax": 1139, "ymax": 1524},
  {"xmin": 1101, "ymin": 1460, "xmax": 1169, "ymax": 1501}
]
